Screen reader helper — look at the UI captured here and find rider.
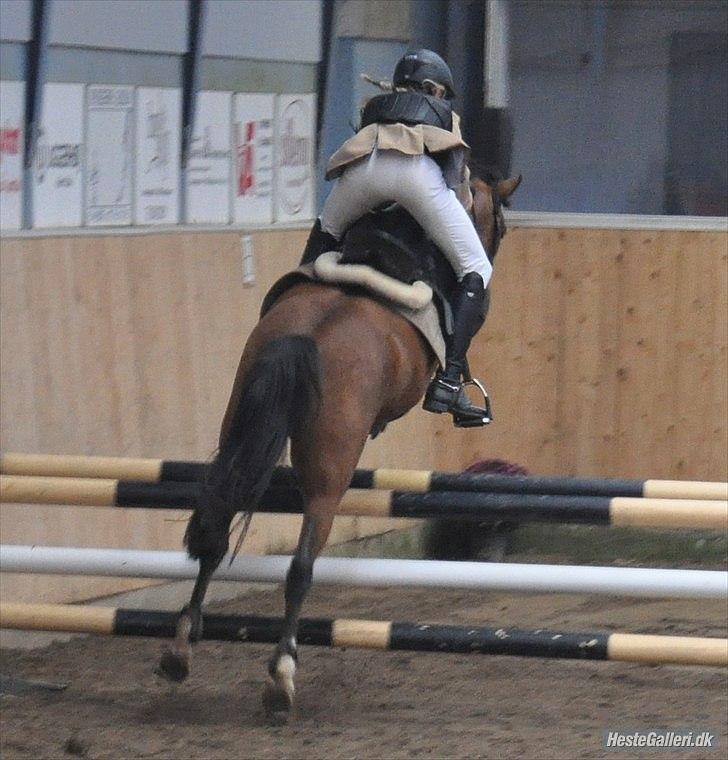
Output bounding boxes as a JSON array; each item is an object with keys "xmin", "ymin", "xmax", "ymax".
[{"xmin": 301, "ymin": 49, "xmax": 492, "ymax": 427}]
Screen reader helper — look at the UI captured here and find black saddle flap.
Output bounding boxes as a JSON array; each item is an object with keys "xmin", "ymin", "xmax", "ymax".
[
  {"xmin": 341, "ymin": 205, "xmax": 437, "ymax": 284},
  {"xmin": 339, "ymin": 204, "xmax": 461, "ymax": 333}
]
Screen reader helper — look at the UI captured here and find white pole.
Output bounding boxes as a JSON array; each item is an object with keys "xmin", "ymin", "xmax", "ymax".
[{"xmin": 1, "ymin": 545, "xmax": 726, "ymax": 600}]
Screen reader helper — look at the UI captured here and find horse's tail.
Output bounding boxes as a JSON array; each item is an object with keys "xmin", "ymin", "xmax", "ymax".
[{"xmin": 185, "ymin": 335, "xmax": 320, "ymax": 561}]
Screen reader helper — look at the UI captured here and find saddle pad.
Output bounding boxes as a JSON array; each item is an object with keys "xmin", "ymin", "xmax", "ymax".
[
  {"xmin": 261, "ymin": 264, "xmax": 446, "ymax": 368},
  {"xmin": 313, "ymin": 251, "xmax": 433, "ymax": 311}
]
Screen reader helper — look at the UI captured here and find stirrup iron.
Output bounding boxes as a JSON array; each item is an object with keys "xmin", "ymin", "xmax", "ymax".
[{"xmin": 453, "ymin": 377, "xmax": 493, "ymax": 428}]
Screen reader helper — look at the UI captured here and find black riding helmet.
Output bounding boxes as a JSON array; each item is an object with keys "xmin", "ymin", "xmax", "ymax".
[{"xmin": 393, "ymin": 49, "xmax": 456, "ymax": 100}]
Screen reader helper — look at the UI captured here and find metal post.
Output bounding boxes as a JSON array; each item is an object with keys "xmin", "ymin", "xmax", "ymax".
[
  {"xmin": 484, "ymin": 0, "xmax": 509, "ymax": 109},
  {"xmin": 179, "ymin": 0, "xmax": 205, "ymax": 222},
  {"xmin": 22, "ymin": 0, "xmax": 50, "ymax": 229},
  {"xmin": 480, "ymin": 0, "xmax": 512, "ymax": 177}
]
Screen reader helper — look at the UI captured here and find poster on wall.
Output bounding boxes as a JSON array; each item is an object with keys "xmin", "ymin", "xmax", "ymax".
[
  {"xmin": 0, "ymin": 81, "xmax": 24, "ymax": 231},
  {"xmin": 233, "ymin": 93, "xmax": 274, "ymax": 225},
  {"xmin": 274, "ymin": 93, "xmax": 316, "ymax": 224},
  {"xmin": 85, "ymin": 85, "xmax": 134, "ymax": 226},
  {"xmin": 135, "ymin": 87, "xmax": 181, "ymax": 225},
  {"xmin": 185, "ymin": 90, "xmax": 232, "ymax": 224},
  {"xmin": 33, "ymin": 83, "xmax": 84, "ymax": 228}
]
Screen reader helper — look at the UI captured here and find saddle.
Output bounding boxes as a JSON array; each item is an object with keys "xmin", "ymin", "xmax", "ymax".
[{"xmin": 319, "ymin": 203, "xmax": 490, "ymax": 341}]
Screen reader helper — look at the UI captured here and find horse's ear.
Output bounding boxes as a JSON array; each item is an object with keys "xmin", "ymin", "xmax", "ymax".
[{"xmin": 496, "ymin": 174, "xmax": 522, "ymax": 200}]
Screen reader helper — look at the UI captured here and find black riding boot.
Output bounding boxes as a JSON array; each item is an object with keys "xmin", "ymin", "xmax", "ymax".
[
  {"xmin": 423, "ymin": 272, "xmax": 491, "ymax": 427},
  {"xmin": 300, "ymin": 219, "xmax": 339, "ymax": 266}
]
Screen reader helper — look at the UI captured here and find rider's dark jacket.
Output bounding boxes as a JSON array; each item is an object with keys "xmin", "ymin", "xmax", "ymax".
[{"xmin": 325, "ymin": 90, "xmax": 473, "ymax": 211}]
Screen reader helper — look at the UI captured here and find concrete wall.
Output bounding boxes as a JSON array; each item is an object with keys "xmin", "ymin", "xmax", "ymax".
[
  {"xmin": 44, "ymin": 0, "xmax": 322, "ymax": 61},
  {"xmin": 48, "ymin": 0, "xmax": 187, "ymax": 53},
  {"xmin": 508, "ymin": 0, "xmax": 728, "ymax": 213},
  {"xmin": 1, "ymin": 0, "xmax": 322, "ymax": 85},
  {"xmin": 0, "ymin": 0, "xmax": 31, "ymax": 41},
  {"xmin": 203, "ymin": 0, "xmax": 321, "ymax": 62}
]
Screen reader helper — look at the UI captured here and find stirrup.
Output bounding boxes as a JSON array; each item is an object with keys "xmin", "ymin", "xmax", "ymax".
[{"xmin": 452, "ymin": 378, "xmax": 493, "ymax": 428}]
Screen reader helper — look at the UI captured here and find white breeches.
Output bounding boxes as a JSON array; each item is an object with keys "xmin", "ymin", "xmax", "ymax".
[{"xmin": 319, "ymin": 150, "xmax": 492, "ymax": 284}]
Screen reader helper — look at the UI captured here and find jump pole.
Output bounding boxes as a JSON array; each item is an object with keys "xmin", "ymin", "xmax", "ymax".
[
  {"xmin": 2, "ymin": 545, "xmax": 726, "ymax": 599},
  {"xmin": 2, "ymin": 453, "xmax": 726, "ymax": 501},
  {"xmin": 1, "ymin": 603, "xmax": 725, "ymax": 668},
  {"xmin": 2, "ymin": 475, "xmax": 726, "ymax": 531}
]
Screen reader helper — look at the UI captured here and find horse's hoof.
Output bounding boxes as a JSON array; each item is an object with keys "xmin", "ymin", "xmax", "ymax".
[
  {"xmin": 262, "ymin": 679, "xmax": 293, "ymax": 725},
  {"xmin": 156, "ymin": 649, "xmax": 190, "ymax": 683}
]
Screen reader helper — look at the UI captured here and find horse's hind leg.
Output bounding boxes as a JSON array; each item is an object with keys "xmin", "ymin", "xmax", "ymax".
[
  {"xmin": 263, "ymin": 509, "xmax": 334, "ymax": 724},
  {"xmin": 157, "ymin": 509, "xmax": 231, "ymax": 682},
  {"xmin": 156, "ymin": 553, "xmax": 221, "ymax": 682}
]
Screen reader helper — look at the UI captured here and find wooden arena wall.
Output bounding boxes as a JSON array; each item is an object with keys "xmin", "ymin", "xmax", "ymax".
[{"xmin": 0, "ymin": 224, "xmax": 726, "ymax": 603}]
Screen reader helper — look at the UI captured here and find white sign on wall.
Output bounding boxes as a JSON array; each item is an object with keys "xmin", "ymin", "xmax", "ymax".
[
  {"xmin": 0, "ymin": 81, "xmax": 24, "ymax": 231},
  {"xmin": 274, "ymin": 93, "xmax": 316, "ymax": 224},
  {"xmin": 233, "ymin": 93, "xmax": 274, "ymax": 225},
  {"xmin": 85, "ymin": 85, "xmax": 134, "ymax": 226},
  {"xmin": 33, "ymin": 83, "xmax": 84, "ymax": 228},
  {"xmin": 185, "ymin": 90, "xmax": 232, "ymax": 224},
  {"xmin": 135, "ymin": 87, "xmax": 181, "ymax": 225}
]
